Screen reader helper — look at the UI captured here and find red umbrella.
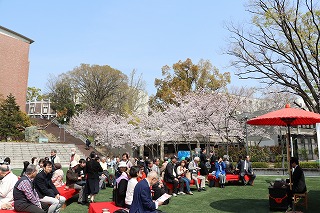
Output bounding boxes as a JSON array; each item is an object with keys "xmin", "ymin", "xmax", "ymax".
[
  {"xmin": 247, "ymin": 104, "xmax": 320, "ymax": 126},
  {"xmin": 247, "ymin": 104, "xmax": 320, "ymax": 189}
]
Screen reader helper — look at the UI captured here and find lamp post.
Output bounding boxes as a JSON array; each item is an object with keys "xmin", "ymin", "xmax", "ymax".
[{"xmin": 244, "ymin": 114, "xmax": 249, "ymax": 155}]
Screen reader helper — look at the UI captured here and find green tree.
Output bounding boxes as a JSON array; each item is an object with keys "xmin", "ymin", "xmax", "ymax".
[
  {"xmin": 124, "ymin": 69, "xmax": 148, "ymax": 115},
  {"xmin": 26, "ymin": 87, "xmax": 43, "ymax": 101},
  {"xmin": 227, "ymin": 0, "xmax": 320, "ymax": 112},
  {"xmin": 70, "ymin": 64, "xmax": 129, "ymax": 114},
  {"xmin": 0, "ymin": 94, "xmax": 32, "ymax": 141},
  {"xmin": 150, "ymin": 58, "xmax": 230, "ymax": 109},
  {"xmin": 47, "ymin": 73, "xmax": 76, "ymax": 123}
]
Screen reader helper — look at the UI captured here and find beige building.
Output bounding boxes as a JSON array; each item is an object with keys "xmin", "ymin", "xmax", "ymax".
[{"xmin": 0, "ymin": 25, "xmax": 33, "ymax": 111}]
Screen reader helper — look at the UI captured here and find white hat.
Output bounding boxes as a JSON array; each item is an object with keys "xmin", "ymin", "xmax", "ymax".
[
  {"xmin": 70, "ymin": 161, "xmax": 78, "ymax": 168},
  {"xmin": 118, "ymin": 161, "xmax": 128, "ymax": 168}
]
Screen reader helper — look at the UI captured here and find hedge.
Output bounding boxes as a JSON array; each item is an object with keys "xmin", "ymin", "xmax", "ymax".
[
  {"xmin": 251, "ymin": 162, "xmax": 269, "ymax": 168},
  {"xmin": 274, "ymin": 161, "xmax": 319, "ymax": 169}
]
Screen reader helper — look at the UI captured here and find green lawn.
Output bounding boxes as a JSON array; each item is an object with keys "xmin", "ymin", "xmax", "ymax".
[
  {"xmin": 12, "ymin": 169, "xmax": 319, "ymax": 213},
  {"xmin": 64, "ymin": 176, "xmax": 319, "ymax": 213}
]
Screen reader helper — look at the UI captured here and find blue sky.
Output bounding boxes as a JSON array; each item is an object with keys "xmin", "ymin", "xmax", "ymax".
[{"xmin": 0, "ymin": 0, "xmax": 255, "ymax": 96}]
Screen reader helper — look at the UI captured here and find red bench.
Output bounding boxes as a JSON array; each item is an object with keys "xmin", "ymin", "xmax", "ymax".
[
  {"xmin": 0, "ymin": 186, "xmax": 78, "ymax": 213},
  {"xmin": 164, "ymin": 178, "xmax": 201, "ymax": 194},
  {"xmin": 208, "ymin": 173, "xmax": 250, "ymax": 187},
  {"xmin": 88, "ymin": 201, "xmax": 123, "ymax": 213}
]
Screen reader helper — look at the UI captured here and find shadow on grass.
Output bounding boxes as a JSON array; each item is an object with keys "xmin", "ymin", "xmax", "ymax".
[{"xmin": 210, "ymin": 198, "xmax": 276, "ymax": 213}]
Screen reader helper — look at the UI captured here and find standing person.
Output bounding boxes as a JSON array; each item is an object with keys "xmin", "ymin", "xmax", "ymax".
[
  {"xmin": 177, "ymin": 160, "xmax": 193, "ymax": 195},
  {"xmin": 86, "ymin": 152, "xmax": 103, "ymax": 203},
  {"xmin": 129, "ymin": 171, "xmax": 164, "ymax": 213},
  {"xmin": 125, "ymin": 166, "xmax": 140, "ymax": 209},
  {"xmin": 34, "ymin": 161, "xmax": 66, "ymax": 213},
  {"xmin": 240, "ymin": 156, "xmax": 256, "ymax": 186},
  {"xmin": 13, "ymin": 165, "xmax": 48, "ymax": 213},
  {"xmin": 199, "ymin": 148, "xmax": 209, "ymax": 176},
  {"xmin": 209, "ymin": 150, "xmax": 217, "ymax": 173},
  {"xmin": 66, "ymin": 161, "xmax": 87, "ymax": 205},
  {"xmin": 50, "ymin": 149, "xmax": 60, "ymax": 171},
  {"xmin": 85, "ymin": 138, "xmax": 91, "ymax": 150},
  {"xmin": 0, "ymin": 163, "xmax": 18, "ymax": 210},
  {"xmin": 215, "ymin": 157, "xmax": 226, "ymax": 188},
  {"xmin": 121, "ymin": 153, "xmax": 133, "ymax": 169},
  {"xmin": 164, "ymin": 156, "xmax": 185, "ymax": 196},
  {"xmin": 70, "ymin": 148, "xmax": 80, "ymax": 166},
  {"xmin": 188, "ymin": 157, "xmax": 206, "ymax": 192}
]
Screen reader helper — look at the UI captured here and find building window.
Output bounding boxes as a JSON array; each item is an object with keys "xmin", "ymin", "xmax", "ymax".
[
  {"xmin": 30, "ymin": 107, "xmax": 34, "ymax": 114},
  {"xmin": 43, "ymin": 107, "xmax": 48, "ymax": 114}
]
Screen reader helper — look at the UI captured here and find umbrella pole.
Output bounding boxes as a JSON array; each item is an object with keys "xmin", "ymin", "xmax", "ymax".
[{"xmin": 287, "ymin": 125, "xmax": 292, "ymax": 190}]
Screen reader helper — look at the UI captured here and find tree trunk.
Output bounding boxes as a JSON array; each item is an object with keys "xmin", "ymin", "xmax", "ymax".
[
  {"xmin": 139, "ymin": 145, "xmax": 144, "ymax": 157},
  {"xmin": 160, "ymin": 141, "xmax": 164, "ymax": 161}
]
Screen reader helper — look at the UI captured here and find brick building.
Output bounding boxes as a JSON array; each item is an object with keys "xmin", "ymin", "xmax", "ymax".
[{"xmin": 0, "ymin": 25, "xmax": 34, "ymax": 111}]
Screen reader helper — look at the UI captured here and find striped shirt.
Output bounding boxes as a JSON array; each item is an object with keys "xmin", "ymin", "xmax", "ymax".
[{"xmin": 16, "ymin": 177, "xmax": 41, "ymax": 208}]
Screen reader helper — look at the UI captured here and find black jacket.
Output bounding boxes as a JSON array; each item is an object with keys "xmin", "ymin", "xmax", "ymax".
[
  {"xmin": 86, "ymin": 160, "xmax": 103, "ymax": 179},
  {"xmin": 164, "ymin": 162, "xmax": 178, "ymax": 182},
  {"xmin": 34, "ymin": 170, "xmax": 59, "ymax": 198},
  {"xmin": 292, "ymin": 165, "xmax": 307, "ymax": 193}
]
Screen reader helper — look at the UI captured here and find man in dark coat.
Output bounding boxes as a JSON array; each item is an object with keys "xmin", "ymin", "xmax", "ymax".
[
  {"xmin": 240, "ymin": 155, "xmax": 256, "ymax": 185},
  {"xmin": 164, "ymin": 156, "xmax": 184, "ymax": 196},
  {"xmin": 34, "ymin": 161, "xmax": 66, "ymax": 213},
  {"xmin": 129, "ymin": 171, "xmax": 164, "ymax": 213},
  {"xmin": 290, "ymin": 157, "xmax": 307, "ymax": 194}
]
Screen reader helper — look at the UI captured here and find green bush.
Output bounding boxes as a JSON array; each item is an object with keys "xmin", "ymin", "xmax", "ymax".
[
  {"xmin": 274, "ymin": 162, "xmax": 288, "ymax": 168},
  {"xmin": 274, "ymin": 161, "xmax": 319, "ymax": 169},
  {"xmin": 252, "ymin": 162, "xmax": 269, "ymax": 168},
  {"xmin": 299, "ymin": 162, "xmax": 319, "ymax": 169}
]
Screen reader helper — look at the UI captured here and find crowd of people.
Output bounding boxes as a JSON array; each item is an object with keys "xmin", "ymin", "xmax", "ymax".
[{"xmin": 0, "ymin": 147, "xmax": 306, "ymax": 213}]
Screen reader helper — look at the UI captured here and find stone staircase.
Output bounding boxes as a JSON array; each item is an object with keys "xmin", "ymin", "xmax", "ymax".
[{"xmin": 0, "ymin": 142, "xmax": 85, "ymax": 169}]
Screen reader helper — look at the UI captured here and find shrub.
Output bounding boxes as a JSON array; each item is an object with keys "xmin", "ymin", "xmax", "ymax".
[
  {"xmin": 274, "ymin": 161, "xmax": 319, "ymax": 169},
  {"xmin": 299, "ymin": 162, "xmax": 319, "ymax": 169},
  {"xmin": 252, "ymin": 162, "xmax": 269, "ymax": 168}
]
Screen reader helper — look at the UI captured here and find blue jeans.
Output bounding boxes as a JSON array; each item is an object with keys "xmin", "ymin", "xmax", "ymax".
[{"xmin": 181, "ymin": 177, "xmax": 191, "ymax": 192}]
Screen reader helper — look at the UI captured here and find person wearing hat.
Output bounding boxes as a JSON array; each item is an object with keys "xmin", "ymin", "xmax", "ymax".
[
  {"xmin": 188, "ymin": 157, "xmax": 206, "ymax": 191},
  {"xmin": 66, "ymin": 161, "xmax": 87, "ymax": 205},
  {"xmin": 114, "ymin": 161, "xmax": 128, "ymax": 207}
]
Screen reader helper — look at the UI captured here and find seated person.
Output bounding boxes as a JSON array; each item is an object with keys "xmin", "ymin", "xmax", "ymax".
[
  {"xmin": 34, "ymin": 161, "xmax": 66, "ymax": 213},
  {"xmin": 129, "ymin": 171, "xmax": 164, "ymax": 213},
  {"xmin": 66, "ymin": 160, "xmax": 87, "ymax": 205},
  {"xmin": 114, "ymin": 161, "xmax": 128, "ymax": 207},
  {"xmin": 215, "ymin": 156, "xmax": 226, "ymax": 188},
  {"xmin": 125, "ymin": 166, "xmax": 140, "ymax": 209},
  {"xmin": 164, "ymin": 156, "xmax": 185, "ymax": 196},
  {"xmin": 287, "ymin": 157, "xmax": 307, "ymax": 208},
  {"xmin": 177, "ymin": 160, "xmax": 193, "ymax": 195},
  {"xmin": 0, "ymin": 163, "xmax": 18, "ymax": 210},
  {"xmin": 51, "ymin": 163, "xmax": 64, "ymax": 187},
  {"xmin": 137, "ymin": 162, "xmax": 147, "ymax": 182},
  {"xmin": 188, "ymin": 157, "xmax": 206, "ymax": 192},
  {"xmin": 223, "ymin": 155, "xmax": 234, "ymax": 174},
  {"xmin": 240, "ymin": 156, "xmax": 256, "ymax": 186},
  {"xmin": 13, "ymin": 164, "xmax": 48, "ymax": 213}
]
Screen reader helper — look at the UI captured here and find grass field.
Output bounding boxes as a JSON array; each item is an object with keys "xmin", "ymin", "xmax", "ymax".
[{"xmin": 12, "ymin": 169, "xmax": 319, "ymax": 213}]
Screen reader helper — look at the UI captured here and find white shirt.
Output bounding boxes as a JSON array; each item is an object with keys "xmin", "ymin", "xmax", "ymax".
[
  {"xmin": 0, "ymin": 172, "xmax": 18, "ymax": 205},
  {"xmin": 125, "ymin": 178, "xmax": 138, "ymax": 205}
]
